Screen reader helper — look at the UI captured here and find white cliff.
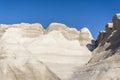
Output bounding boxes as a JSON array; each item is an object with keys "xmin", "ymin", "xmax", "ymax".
[{"xmin": 0, "ymin": 23, "xmax": 93, "ymax": 80}]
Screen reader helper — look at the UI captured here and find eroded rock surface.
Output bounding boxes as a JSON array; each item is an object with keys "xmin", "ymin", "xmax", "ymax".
[
  {"xmin": 71, "ymin": 13, "xmax": 120, "ymax": 80},
  {"xmin": 79, "ymin": 27, "xmax": 95, "ymax": 51},
  {"xmin": 0, "ymin": 23, "xmax": 93, "ymax": 80}
]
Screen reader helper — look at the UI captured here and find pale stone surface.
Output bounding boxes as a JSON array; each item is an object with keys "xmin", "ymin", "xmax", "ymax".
[
  {"xmin": 46, "ymin": 23, "xmax": 67, "ymax": 33},
  {"xmin": 0, "ymin": 27, "xmax": 60, "ymax": 80},
  {"xmin": 62, "ymin": 28, "xmax": 79, "ymax": 40},
  {"xmin": 79, "ymin": 27, "xmax": 93, "ymax": 46},
  {"xmin": 0, "ymin": 23, "xmax": 93, "ymax": 80},
  {"xmin": 46, "ymin": 23, "xmax": 80, "ymax": 40}
]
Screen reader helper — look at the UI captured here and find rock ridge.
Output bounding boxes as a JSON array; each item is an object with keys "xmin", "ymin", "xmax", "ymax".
[
  {"xmin": 0, "ymin": 22, "xmax": 94, "ymax": 47},
  {"xmin": 71, "ymin": 13, "xmax": 120, "ymax": 80},
  {"xmin": 0, "ymin": 22, "xmax": 94, "ymax": 80}
]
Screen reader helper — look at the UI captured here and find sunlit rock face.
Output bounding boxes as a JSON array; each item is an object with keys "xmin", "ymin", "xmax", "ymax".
[
  {"xmin": 0, "ymin": 58, "xmax": 60, "ymax": 80},
  {"xmin": 113, "ymin": 14, "xmax": 120, "ymax": 30},
  {"xmin": 0, "ymin": 23, "xmax": 93, "ymax": 80},
  {"xmin": 79, "ymin": 27, "xmax": 93, "ymax": 46},
  {"xmin": 105, "ymin": 23, "xmax": 113, "ymax": 32},
  {"xmin": 96, "ymin": 23, "xmax": 113, "ymax": 47},
  {"xmin": 46, "ymin": 23, "xmax": 67, "ymax": 33},
  {"xmin": 0, "ymin": 24, "xmax": 10, "ymax": 38},
  {"xmin": 13, "ymin": 23, "xmax": 44, "ymax": 38},
  {"xmin": 46, "ymin": 23, "xmax": 80, "ymax": 40},
  {"xmin": 0, "ymin": 28, "xmax": 60, "ymax": 80},
  {"xmin": 79, "ymin": 27, "xmax": 94, "ymax": 51},
  {"xmin": 71, "ymin": 13, "xmax": 120, "ymax": 80},
  {"xmin": 20, "ymin": 23, "xmax": 44, "ymax": 38}
]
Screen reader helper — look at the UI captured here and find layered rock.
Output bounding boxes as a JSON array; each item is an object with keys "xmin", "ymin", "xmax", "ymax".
[
  {"xmin": 113, "ymin": 14, "xmax": 120, "ymax": 30},
  {"xmin": 79, "ymin": 27, "xmax": 95, "ymax": 51},
  {"xmin": 46, "ymin": 23, "xmax": 67, "ymax": 33},
  {"xmin": 96, "ymin": 23, "xmax": 113, "ymax": 45},
  {"xmin": 18, "ymin": 23, "xmax": 44, "ymax": 38},
  {"xmin": 71, "ymin": 13, "xmax": 120, "ymax": 80},
  {"xmin": 95, "ymin": 30, "xmax": 106, "ymax": 46},
  {"xmin": 0, "ymin": 23, "xmax": 93, "ymax": 80},
  {"xmin": 46, "ymin": 23, "xmax": 79, "ymax": 40},
  {"xmin": 0, "ymin": 23, "xmax": 44, "ymax": 38},
  {"xmin": 79, "ymin": 27, "xmax": 93, "ymax": 46},
  {"xmin": 0, "ymin": 50, "xmax": 60, "ymax": 80},
  {"xmin": 62, "ymin": 28, "xmax": 79, "ymax": 40}
]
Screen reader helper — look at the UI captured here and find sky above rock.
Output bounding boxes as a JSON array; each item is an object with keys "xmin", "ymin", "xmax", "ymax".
[{"xmin": 0, "ymin": 0, "xmax": 119, "ymax": 38}]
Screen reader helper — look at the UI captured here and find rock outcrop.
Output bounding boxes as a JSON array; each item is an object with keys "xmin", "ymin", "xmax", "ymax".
[
  {"xmin": 95, "ymin": 30, "xmax": 106, "ymax": 46},
  {"xmin": 62, "ymin": 28, "xmax": 79, "ymax": 40},
  {"xmin": 0, "ymin": 24, "xmax": 10, "ymax": 38},
  {"xmin": 113, "ymin": 14, "xmax": 120, "ymax": 30},
  {"xmin": 105, "ymin": 23, "xmax": 113, "ymax": 32},
  {"xmin": 0, "ymin": 58, "xmax": 60, "ymax": 80},
  {"xmin": 0, "ymin": 28, "xmax": 60, "ymax": 80},
  {"xmin": 79, "ymin": 27, "xmax": 93, "ymax": 46},
  {"xmin": 21, "ymin": 23, "xmax": 44, "ymax": 38},
  {"xmin": 14, "ymin": 23, "xmax": 44, "ymax": 38},
  {"xmin": 79, "ymin": 27, "xmax": 94, "ymax": 50},
  {"xmin": 46, "ymin": 23, "xmax": 67, "ymax": 33},
  {"xmin": 0, "ymin": 23, "xmax": 93, "ymax": 80},
  {"xmin": 46, "ymin": 23, "xmax": 80, "ymax": 40},
  {"xmin": 71, "ymin": 13, "xmax": 120, "ymax": 80},
  {"xmin": 96, "ymin": 23, "xmax": 113, "ymax": 45}
]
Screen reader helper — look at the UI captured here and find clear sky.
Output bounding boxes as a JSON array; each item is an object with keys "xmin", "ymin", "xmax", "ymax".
[{"xmin": 0, "ymin": 0, "xmax": 120, "ymax": 38}]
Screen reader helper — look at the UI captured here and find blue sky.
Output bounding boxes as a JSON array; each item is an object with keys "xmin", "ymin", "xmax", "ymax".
[{"xmin": 0, "ymin": 0, "xmax": 120, "ymax": 38}]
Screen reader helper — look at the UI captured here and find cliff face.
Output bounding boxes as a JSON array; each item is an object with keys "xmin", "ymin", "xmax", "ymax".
[
  {"xmin": 79, "ymin": 27, "xmax": 93, "ymax": 46},
  {"xmin": 79, "ymin": 27, "xmax": 94, "ymax": 51},
  {"xmin": 0, "ymin": 59, "xmax": 60, "ymax": 80},
  {"xmin": 0, "ymin": 25, "xmax": 60, "ymax": 80},
  {"xmin": 0, "ymin": 23, "xmax": 94, "ymax": 80},
  {"xmin": 1, "ymin": 15, "xmax": 119, "ymax": 80},
  {"xmin": 71, "ymin": 14, "xmax": 120, "ymax": 80}
]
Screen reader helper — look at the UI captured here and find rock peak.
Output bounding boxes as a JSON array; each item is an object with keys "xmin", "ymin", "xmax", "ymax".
[
  {"xmin": 112, "ymin": 13, "xmax": 120, "ymax": 30},
  {"xmin": 80, "ymin": 27, "xmax": 90, "ymax": 32},
  {"xmin": 46, "ymin": 23, "xmax": 67, "ymax": 33},
  {"xmin": 79, "ymin": 27, "xmax": 93, "ymax": 46}
]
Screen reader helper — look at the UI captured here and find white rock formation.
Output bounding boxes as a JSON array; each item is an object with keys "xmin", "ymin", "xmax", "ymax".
[
  {"xmin": 46, "ymin": 23, "xmax": 80, "ymax": 40},
  {"xmin": 79, "ymin": 27, "xmax": 93, "ymax": 46},
  {"xmin": 46, "ymin": 23, "xmax": 67, "ymax": 33},
  {"xmin": 0, "ymin": 23, "xmax": 93, "ymax": 80}
]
